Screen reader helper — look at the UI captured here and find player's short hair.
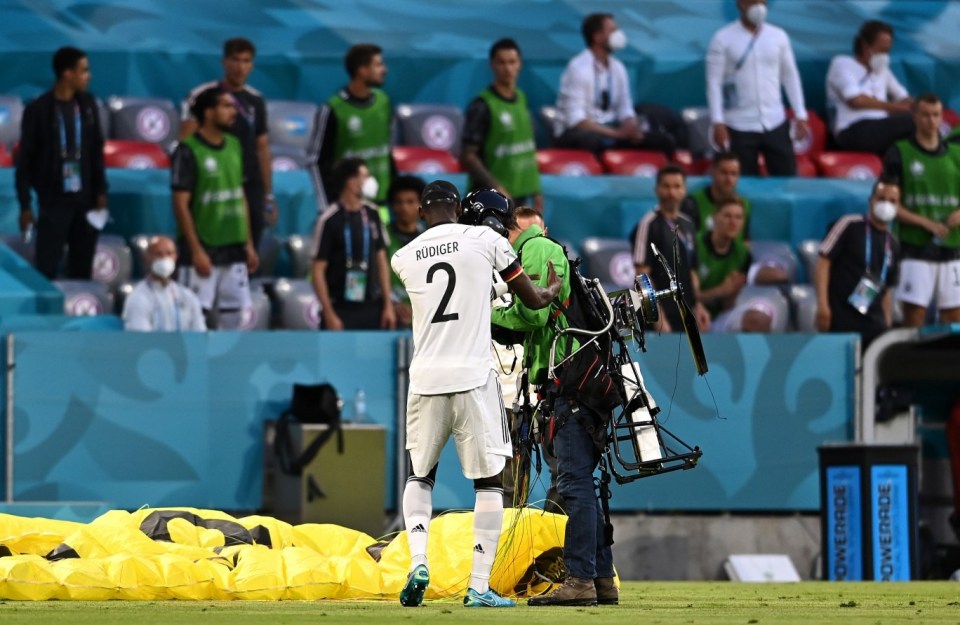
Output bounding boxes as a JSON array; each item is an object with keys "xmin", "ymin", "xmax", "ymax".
[
  {"xmin": 712, "ymin": 151, "xmax": 740, "ymax": 168},
  {"xmin": 388, "ymin": 175, "xmax": 426, "ymax": 205},
  {"xmin": 332, "ymin": 157, "xmax": 367, "ymax": 195},
  {"xmin": 581, "ymin": 13, "xmax": 613, "ymax": 48},
  {"xmin": 656, "ymin": 163, "xmax": 687, "ymax": 185},
  {"xmin": 914, "ymin": 92, "xmax": 941, "ymax": 110},
  {"xmin": 191, "ymin": 85, "xmax": 226, "ymax": 124},
  {"xmin": 421, "ymin": 180, "xmax": 461, "ymax": 209},
  {"xmin": 224, "ymin": 37, "xmax": 256, "ymax": 58},
  {"xmin": 345, "ymin": 43, "xmax": 383, "ymax": 78},
  {"xmin": 716, "ymin": 196, "xmax": 746, "ymax": 214},
  {"xmin": 52, "ymin": 46, "xmax": 86, "ymax": 79},
  {"xmin": 489, "ymin": 38, "xmax": 521, "ymax": 60}
]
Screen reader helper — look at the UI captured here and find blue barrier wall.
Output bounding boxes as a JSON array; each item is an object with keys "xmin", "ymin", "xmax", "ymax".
[
  {"xmin": 0, "ymin": 1, "xmax": 958, "ymax": 117},
  {"xmin": 8, "ymin": 331, "xmax": 856, "ymax": 513}
]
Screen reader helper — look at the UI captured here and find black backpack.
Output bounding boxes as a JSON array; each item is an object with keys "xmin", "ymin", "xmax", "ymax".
[{"xmin": 273, "ymin": 383, "xmax": 343, "ymax": 475}]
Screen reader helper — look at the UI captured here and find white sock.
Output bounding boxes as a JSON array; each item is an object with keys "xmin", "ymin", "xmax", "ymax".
[
  {"xmin": 403, "ymin": 479, "xmax": 433, "ymax": 570},
  {"xmin": 469, "ymin": 489, "xmax": 504, "ymax": 593}
]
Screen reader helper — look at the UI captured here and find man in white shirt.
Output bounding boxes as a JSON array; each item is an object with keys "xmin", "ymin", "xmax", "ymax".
[
  {"xmin": 122, "ymin": 235, "xmax": 207, "ymax": 331},
  {"xmin": 391, "ymin": 181, "xmax": 560, "ymax": 609},
  {"xmin": 826, "ymin": 20, "xmax": 913, "ymax": 156},
  {"xmin": 706, "ymin": 0, "xmax": 809, "ymax": 176},
  {"xmin": 555, "ymin": 13, "xmax": 646, "ymax": 155}
]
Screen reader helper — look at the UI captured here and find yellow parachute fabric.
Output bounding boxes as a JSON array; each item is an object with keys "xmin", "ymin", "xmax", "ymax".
[{"xmin": 0, "ymin": 507, "xmax": 568, "ymax": 601}]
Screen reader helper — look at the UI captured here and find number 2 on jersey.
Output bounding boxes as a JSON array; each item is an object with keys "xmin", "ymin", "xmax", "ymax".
[{"xmin": 427, "ymin": 262, "xmax": 459, "ymax": 323}]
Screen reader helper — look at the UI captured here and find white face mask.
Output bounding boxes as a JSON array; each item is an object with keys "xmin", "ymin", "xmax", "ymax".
[
  {"xmin": 361, "ymin": 176, "xmax": 379, "ymax": 200},
  {"xmin": 872, "ymin": 199, "xmax": 897, "ymax": 223},
  {"xmin": 151, "ymin": 257, "xmax": 176, "ymax": 279},
  {"xmin": 607, "ymin": 29, "xmax": 628, "ymax": 51},
  {"xmin": 745, "ymin": 3, "xmax": 767, "ymax": 26},
  {"xmin": 869, "ymin": 52, "xmax": 890, "ymax": 74}
]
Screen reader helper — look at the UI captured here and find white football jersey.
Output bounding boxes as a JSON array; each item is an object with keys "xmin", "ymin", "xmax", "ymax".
[{"xmin": 392, "ymin": 223, "xmax": 521, "ymax": 394}]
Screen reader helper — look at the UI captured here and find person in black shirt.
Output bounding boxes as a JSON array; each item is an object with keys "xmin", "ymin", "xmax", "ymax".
[
  {"xmin": 16, "ymin": 46, "xmax": 108, "ymax": 280},
  {"xmin": 632, "ymin": 164, "xmax": 711, "ymax": 332},
  {"xmin": 180, "ymin": 38, "xmax": 275, "ymax": 250},
  {"xmin": 815, "ymin": 179, "xmax": 901, "ymax": 349},
  {"xmin": 311, "ymin": 158, "xmax": 396, "ymax": 331}
]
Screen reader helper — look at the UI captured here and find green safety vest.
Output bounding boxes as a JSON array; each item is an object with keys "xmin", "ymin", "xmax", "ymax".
[
  {"xmin": 181, "ymin": 134, "xmax": 248, "ymax": 247},
  {"xmin": 471, "ymin": 88, "xmax": 540, "ymax": 199},
  {"xmin": 696, "ymin": 231, "xmax": 750, "ymax": 317},
  {"xmin": 691, "ymin": 187, "xmax": 751, "ymax": 242},
  {"xmin": 893, "ymin": 139, "xmax": 960, "ymax": 248},
  {"xmin": 328, "ymin": 89, "xmax": 392, "ymax": 204}
]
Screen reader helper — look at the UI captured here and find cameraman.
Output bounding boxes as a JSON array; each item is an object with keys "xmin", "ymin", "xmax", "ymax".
[{"xmin": 476, "ymin": 191, "xmax": 617, "ymax": 607}]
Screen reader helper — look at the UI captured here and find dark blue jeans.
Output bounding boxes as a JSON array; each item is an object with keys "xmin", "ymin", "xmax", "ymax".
[{"xmin": 552, "ymin": 396, "xmax": 615, "ymax": 580}]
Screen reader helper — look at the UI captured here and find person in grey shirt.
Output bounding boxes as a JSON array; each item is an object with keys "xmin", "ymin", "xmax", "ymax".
[{"xmin": 123, "ymin": 235, "xmax": 207, "ymax": 332}]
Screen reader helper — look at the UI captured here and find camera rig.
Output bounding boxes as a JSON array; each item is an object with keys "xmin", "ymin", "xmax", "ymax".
[{"xmin": 547, "ymin": 243, "xmax": 707, "ymax": 484}]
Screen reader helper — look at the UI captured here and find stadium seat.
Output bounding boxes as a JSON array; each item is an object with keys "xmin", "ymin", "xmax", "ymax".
[
  {"xmin": 795, "ymin": 155, "xmax": 818, "ymax": 178},
  {"xmin": 788, "ymin": 109, "xmax": 827, "ymax": 159},
  {"xmin": 748, "ymin": 240, "xmax": 799, "ymax": 284},
  {"xmin": 0, "ymin": 232, "xmax": 35, "ymax": 265},
  {"xmin": 393, "ymin": 146, "xmax": 461, "ymax": 175},
  {"xmin": 0, "ymin": 94, "xmax": 24, "ymax": 150},
  {"xmin": 285, "ymin": 234, "xmax": 313, "ymax": 279},
  {"xmin": 0, "ymin": 142, "xmax": 12, "ymax": 167},
  {"xmin": 539, "ymin": 105, "xmax": 562, "ymax": 145},
  {"xmin": 242, "ymin": 280, "xmax": 272, "ymax": 330},
  {"xmin": 271, "ymin": 278, "xmax": 321, "ymax": 329},
  {"xmin": 941, "ymin": 107, "xmax": 960, "ymax": 137},
  {"xmin": 92, "ymin": 234, "xmax": 134, "ymax": 291},
  {"xmin": 129, "ymin": 234, "xmax": 153, "ymax": 278},
  {"xmin": 556, "ymin": 239, "xmax": 581, "ymax": 264},
  {"xmin": 788, "ymin": 284, "xmax": 818, "ymax": 332},
  {"xmin": 535, "ymin": 149, "xmax": 603, "ymax": 176},
  {"xmin": 107, "ymin": 96, "xmax": 179, "ymax": 150},
  {"xmin": 96, "ymin": 97, "xmax": 111, "ymax": 138},
  {"xmin": 271, "ymin": 146, "xmax": 310, "ymax": 171},
  {"xmin": 734, "ymin": 285, "xmax": 790, "ymax": 333},
  {"xmin": 103, "ymin": 139, "xmax": 170, "ymax": 169},
  {"xmin": 395, "ymin": 103, "xmax": 464, "ymax": 153},
  {"xmin": 265, "ymin": 100, "xmax": 318, "ymax": 153},
  {"xmin": 600, "ymin": 149, "xmax": 667, "ymax": 177},
  {"xmin": 681, "ymin": 106, "xmax": 714, "ymax": 159},
  {"xmin": 815, "ymin": 152, "xmax": 882, "ymax": 180},
  {"xmin": 114, "ymin": 281, "xmax": 134, "ymax": 316},
  {"xmin": 54, "ymin": 280, "xmax": 115, "ymax": 316},
  {"xmin": 579, "ymin": 237, "xmax": 636, "ymax": 291},
  {"xmin": 257, "ymin": 231, "xmax": 283, "ymax": 278},
  {"xmin": 797, "ymin": 239, "xmax": 820, "ymax": 283},
  {"xmin": 674, "ymin": 149, "xmax": 710, "ymax": 175}
]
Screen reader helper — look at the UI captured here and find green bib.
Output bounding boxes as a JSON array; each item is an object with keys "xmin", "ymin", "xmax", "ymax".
[
  {"xmin": 696, "ymin": 231, "xmax": 750, "ymax": 317},
  {"xmin": 181, "ymin": 134, "xmax": 247, "ymax": 247},
  {"xmin": 691, "ymin": 187, "xmax": 751, "ymax": 242},
  {"xmin": 470, "ymin": 88, "xmax": 540, "ymax": 199},
  {"xmin": 893, "ymin": 139, "xmax": 960, "ymax": 248},
  {"xmin": 328, "ymin": 89, "xmax": 392, "ymax": 203}
]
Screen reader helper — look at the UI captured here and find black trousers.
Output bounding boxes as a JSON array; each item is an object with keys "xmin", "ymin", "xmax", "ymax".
[
  {"xmin": 245, "ymin": 181, "xmax": 266, "ymax": 251},
  {"xmin": 836, "ymin": 115, "xmax": 915, "ymax": 156},
  {"xmin": 35, "ymin": 200, "xmax": 99, "ymax": 280},
  {"xmin": 729, "ymin": 120, "xmax": 796, "ymax": 176},
  {"xmin": 556, "ymin": 126, "xmax": 676, "ymax": 157}
]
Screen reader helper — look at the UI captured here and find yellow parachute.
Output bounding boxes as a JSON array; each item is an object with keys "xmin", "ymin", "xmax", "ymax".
[{"xmin": 0, "ymin": 507, "xmax": 571, "ymax": 601}]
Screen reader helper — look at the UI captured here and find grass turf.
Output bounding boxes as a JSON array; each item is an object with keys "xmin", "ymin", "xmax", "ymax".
[{"xmin": 0, "ymin": 581, "xmax": 957, "ymax": 624}]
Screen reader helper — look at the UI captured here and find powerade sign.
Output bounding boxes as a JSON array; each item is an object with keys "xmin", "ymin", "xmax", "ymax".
[
  {"xmin": 826, "ymin": 466, "xmax": 862, "ymax": 580},
  {"xmin": 871, "ymin": 465, "xmax": 911, "ymax": 581}
]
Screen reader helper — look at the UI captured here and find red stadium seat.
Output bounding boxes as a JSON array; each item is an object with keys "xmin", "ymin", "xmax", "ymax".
[
  {"xmin": 535, "ymin": 149, "xmax": 603, "ymax": 176},
  {"xmin": 787, "ymin": 109, "xmax": 827, "ymax": 159},
  {"xmin": 103, "ymin": 140, "xmax": 170, "ymax": 169},
  {"xmin": 0, "ymin": 142, "xmax": 12, "ymax": 167},
  {"xmin": 940, "ymin": 107, "xmax": 960, "ymax": 137},
  {"xmin": 674, "ymin": 149, "xmax": 710, "ymax": 175},
  {"xmin": 600, "ymin": 149, "xmax": 667, "ymax": 177},
  {"xmin": 796, "ymin": 155, "xmax": 818, "ymax": 178},
  {"xmin": 815, "ymin": 152, "xmax": 882, "ymax": 180},
  {"xmin": 392, "ymin": 146, "xmax": 460, "ymax": 175}
]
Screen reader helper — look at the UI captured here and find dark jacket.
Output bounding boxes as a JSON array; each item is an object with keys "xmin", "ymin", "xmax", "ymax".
[{"xmin": 15, "ymin": 89, "xmax": 107, "ymax": 211}]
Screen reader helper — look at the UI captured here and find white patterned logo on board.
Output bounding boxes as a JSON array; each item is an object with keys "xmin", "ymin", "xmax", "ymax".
[
  {"xmin": 421, "ymin": 115, "xmax": 455, "ymax": 150},
  {"xmin": 272, "ymin": 156, "xmax": 298, "ymax": 172},
  {"xmin": 136, "ymin": 107, "xmax": 170, "ymax": 143},
  {"xmin": 609, "ymin": 252, "xmax": 636, "ymax": 287},
  {"xmin": 93, "ymin": 247, "xmax": 120, "ymax": 283},
  {"xmin": 561, "ymin": 162, "xmax": 590, "ymax": 176},
  {"xmin": 632, "ymin": 164, "xmax": 658, "ymax": 178},
  {"xmin": 67, "ymin": 293, "xmax": 102, "ymax": 316},
  {"xmin": 304, "ymin": 296, "xmax": 321, "ymax": 329},
  {"xmin": 846, "ymin": 165, "xmax": 877, "ymax": 180},
  {"xmin": 415, "ymin": 159, "xmax": 446, "ymax": 175},
  {"xmin": 241, "ymin": 305, "xmax": 258, "ymax": 330},
  {"xmin": 126, "ymin": 155, "xmax": 156, "ymax": 169}
]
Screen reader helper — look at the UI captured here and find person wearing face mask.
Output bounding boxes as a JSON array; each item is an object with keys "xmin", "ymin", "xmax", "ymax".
[
  {"xmin": 122, "ymin": 236, "xmax": 206, "ymax": 332},
  {"xmin": 826, "ymin": 20, "xmax": 914, "ymax": 156},
  {"xmin": 311, "ymin": 157, "xmax": 396, "ymax": 331},
  {"xmin": 815, "ymin": 179, "xmax": 902, "ymax": 350},
  {"xmin": 554, "ymin": 12, "xmax": 650, "ymax": 156},
  {"xmin": 706, "ymin": 0, "xmax": 809, "ymax": 176}
]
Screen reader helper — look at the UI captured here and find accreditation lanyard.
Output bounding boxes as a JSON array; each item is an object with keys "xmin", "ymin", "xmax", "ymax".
[
  {"xmin": 223, "ymin": 84, "xmax": 255, "ymax": 136},
  {"xmin": 734, "ymin": 32, "xmax": 760, "ymax": 71},
  {"xmin": 152, "ymin": 283, "xmax": 182, "ymax": 331},
  {"xmin": 344, "ymin": 209, "xmax": 371, "ymax": 271},
  {"xmin": 865, "ymin": 223, "xmax": 891, "ymax": 284},
  {"xmin": 594, "ymin": 62, "xmax": 613, "ymax": 112},
  {"xmin": 58, "ymin": 102, "xmax": 82, "ymax": 160}
]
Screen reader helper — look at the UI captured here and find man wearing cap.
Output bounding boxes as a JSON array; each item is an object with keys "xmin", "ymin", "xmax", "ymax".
[{"xmin": 391, "ymin": 180, "xmax": 561, "ymax": 609}]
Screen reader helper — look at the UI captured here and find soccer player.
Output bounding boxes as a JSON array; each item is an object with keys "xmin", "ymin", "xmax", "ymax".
[{"xmin": 391, "ymin": 181, "xmax": 561, "ymax": 608}]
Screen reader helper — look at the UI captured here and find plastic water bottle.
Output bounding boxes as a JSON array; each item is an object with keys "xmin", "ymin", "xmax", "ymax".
[{"xmin": 353, "ymin": 387, "xmax": 367, "ymax": 423}]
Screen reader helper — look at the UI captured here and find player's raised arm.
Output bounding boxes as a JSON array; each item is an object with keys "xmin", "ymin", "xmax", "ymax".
[{"xmin": 506, "ymin": 259, "xmax": 560, "ymax": 309}]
